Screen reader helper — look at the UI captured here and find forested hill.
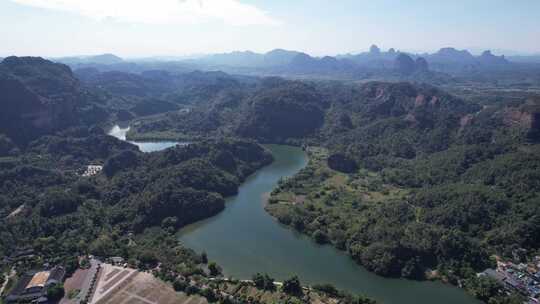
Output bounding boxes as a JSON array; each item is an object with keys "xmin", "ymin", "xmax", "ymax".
[
  {"xmin": 130, "ymin": 74, "xmax": 540, "ymax": 303},
  {"xmin": 0, "ymin": 56, "xmax": 255, "ymax": 147},
  {"xmin": 130, "ymin": 77, "xmax": 540, "ymax": 149},
  {"xmin": 0, "ymin": 56, "xmax": 274, "ymax": 248},
  {"xmin": 0, "ymin": 57, "xmax": 81, "ymax": 144},
  {"xmin": 258, "ymin": 82, "xmax": 540, "ymax": 303},
  {"xmin": 0, "ymin": 58, "xmax": 287, "ymax": 304},
  {"xmin": 0, "ymin": 133, "xmax": 273, "ymax": 275},
  {"xmin": 2, "ymin": 55, "xmax": 539, "ymax": 303},
  {"xmin": 128, "ymin": 77, "xmax": 328, "ymax": 143}
]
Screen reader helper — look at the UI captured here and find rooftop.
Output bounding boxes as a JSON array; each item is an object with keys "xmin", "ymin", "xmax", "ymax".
[{"xmin": 26, "ymin": 271, "xmax": 50, "ymax": 289}]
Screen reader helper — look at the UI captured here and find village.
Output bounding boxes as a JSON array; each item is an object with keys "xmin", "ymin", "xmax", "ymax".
[
  {"xmin": 479, "ymin": 255, "xmax": 540, "ymax": 304},
  {"xmin": 1, "ymin": 252, "xmax": 350, "ymax": 304},
  {"xmin": 1, "ymin": 254, "xmax": 209, "ymax": 304}
]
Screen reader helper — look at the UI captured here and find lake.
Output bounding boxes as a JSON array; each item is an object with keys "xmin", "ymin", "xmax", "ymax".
[
  {"xmin": 108, "ymin": 126, "xmax": 480, "ymax": 304},
  {"xmin": 108, "ymin": 125, "xmax": 180, "ymax": 152}
]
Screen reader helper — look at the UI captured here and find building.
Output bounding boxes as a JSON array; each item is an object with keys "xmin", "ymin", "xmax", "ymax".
[
  {"xmin": 109, "ymin": 256, "xmax": 125, "ymax": 266},
  {"xmin": 481, "ymin": 259, "xmax": 540, "ymax": 303},
  {"xmin": 480, "ymin": 268, "xmax": 506, "ymax": 282},
  {"xmin": 5, "ymin": 266, "xmax": 65, "ymax": 303},
  {"xmin": 82, "ymin": 165, "xmax": 103, "ymax": 177}
]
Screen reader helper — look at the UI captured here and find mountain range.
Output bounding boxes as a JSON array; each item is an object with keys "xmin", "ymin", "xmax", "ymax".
[{"xmin": 32, "ymin": 45, "xmax": 539, "ymax": 82}]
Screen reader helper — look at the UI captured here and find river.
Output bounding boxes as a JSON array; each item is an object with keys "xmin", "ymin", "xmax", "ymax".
[{"xmin": 109, "ymin": 126, "xmax": 480, "ymax": 304}]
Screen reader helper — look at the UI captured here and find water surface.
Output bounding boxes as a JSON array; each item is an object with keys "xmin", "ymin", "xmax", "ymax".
[
  {"xmin": 107, "ymin": 126, "xmax": 479, "ymax": 304},
  {"xmin": 108, "ymin": 125, "xmax": 180, "ymax": 152},
  {"xmin": 178, "ymin": 145, "xmax": 480, "ymax": 304}
]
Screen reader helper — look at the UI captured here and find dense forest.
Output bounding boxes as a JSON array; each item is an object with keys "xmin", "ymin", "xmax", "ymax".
[
  {"xmin": 0, "ymin": 57, "xmax": 379, "ymax": 303},
  {"xmin": 1, "ymin": 55, "xmax": 539, "ymax": 303},
  {"xmin": 263, "ymin": 84, "xmax": 540, "ymax": 303},
  {"xmin": 126, "ymin": 68, "xmax": 540, "ymax": 303},
  {"xmin": 0, "ymin": 127, "xmax": 273, "ymax": 268}
]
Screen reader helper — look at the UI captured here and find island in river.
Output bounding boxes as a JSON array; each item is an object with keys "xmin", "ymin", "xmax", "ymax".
[{"xmin": 108, "ymin": 126, "xmax": 479, "ymax": 304}]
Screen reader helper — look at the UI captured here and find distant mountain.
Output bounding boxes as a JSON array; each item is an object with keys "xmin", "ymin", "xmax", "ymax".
[
  {"xmin": 89, "ymin": 53, "xmax": 123, "ymax": 64},
  {"xmin": 189, "ymin": 46, "xmax": 441, "ymax": 81},
  {"xmin": 428, "ymin": 47, "xmax": 476, "ymax": 63},
  {"xmin": 55, "ymin": 53, "xmax": 124, "ymax": 65},
  {"xmin": 285, "ymin": 53, "xmax": 356, "ymax": 75},
  {"xmin": 200, "ymin": 50, "xmax": 263, "ymax": 67},
  {"xmin": 195, "ymin": 49, "xmax": 302, "ymax": 68},
  {"xmin": 338, "ymin": 45, "xmax": 402, "ymax": 68},
  {"xmin": 48, "ymin": 44, "xmax": 532, "ymax": 82},
  {"xmin": 507, "ymin": 54, "xmax": 540, "ymax": 63},
  {"xmin": 423, "ymin": 48, "xmax": 509, "ymax": 73},
  {"xmin": 338, "ymin": 45, "xmax": 511, "ymax": 74},
  {"xmin": 263, "ymin": 49, "xmax": 302, "ymax": 66},
  {"xmin": 478, "ymin": 50, "xmax": 508, "ymax": 65}
]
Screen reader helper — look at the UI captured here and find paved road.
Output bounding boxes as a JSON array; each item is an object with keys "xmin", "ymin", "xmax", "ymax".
[
  {"xmin": 0, "ymin": 268, "xmax": 15, "ymax": 296},
  {"xmin": 79, "ymin": 259, "xmax": 100, "ymax": 303}
]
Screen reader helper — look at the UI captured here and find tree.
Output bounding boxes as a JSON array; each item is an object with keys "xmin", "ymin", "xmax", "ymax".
[
  {"xmin": 39, "ymin": 189, "xmax": 80, "ymax": 217},
  {"xmin": 208, "ymin": 262, "xmax": 221, "ymax": 276},
  {"xmin": 161, "ymin": 217, "xmax": 178, "ymax": 231},
  {"xmin": 252, "ymin": 273, "xmax": 275, "ymax": 291},
  {"xmin": 252, "ymin": 273, "xmax": 265, "ymax": 289},
  {"xmin": 103, "ymin": 150, "xmax": 138, "ymax": 177},
  {"xmin": 173, "ymin": 279, "xmax": 188, "ymax": 292},
  {"xmin": 47, "ymin": 283, "xmax": 65, "ymax": 301},
  {"xmin": 327, "ymin": 153, "xmax": 358, "ymax": 173},
  {"xmin": 282, "ymin": 276, "xmax": 302, "ymax": 296},
  {"xmin": 312, "ymin": 230, "xmax": 328, "ymax": 244},
  {"xmin": 138, "ymin": 250, "xmax": 158, "ymax": 268},
  {"xmin": 89, "ymin": 234, "xmax": 114, "ymax": 257},
  {"xmin": 200, "ymin": 288, "xmax": 218, "ymax": 302},
  {"xmin": 262, "ymin": 274, "xmax": 276, "ymax": 291},
  {"xmin": 465, "ymin": 276, "xmax": 502, "ymax": 302},
  {"xmin": 312, "ymin": 283, "xmax": 338, "ymax": 297},
  {"xmin": 185, "ymin": 285, "xmax": 200, "ymax": 295},
  {"xmin": 201, "ymin": 251, "xmax": 208, "ymax": 264}
]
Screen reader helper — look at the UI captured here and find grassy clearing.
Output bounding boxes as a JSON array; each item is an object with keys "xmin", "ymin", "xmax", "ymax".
[
  {"xmin": 270, "ymin": 146, "xmax": 407, "ymax": 210},
  {"xmin": 266, "ymin": 146, "xmax": 409, "ymax": 249}
]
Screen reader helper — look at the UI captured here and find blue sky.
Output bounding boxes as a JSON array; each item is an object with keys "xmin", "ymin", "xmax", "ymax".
[{"xmin": 1, "ymin": 0, "xmax": 539, "ymax": 57}]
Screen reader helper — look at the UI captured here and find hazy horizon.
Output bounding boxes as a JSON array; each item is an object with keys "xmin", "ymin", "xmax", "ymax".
[{"xmin": 2, "ymin": 0, "xmax": 540, "ymax": 58}]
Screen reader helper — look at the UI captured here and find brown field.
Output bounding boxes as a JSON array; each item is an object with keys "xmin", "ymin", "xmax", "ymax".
[
  {"xmin": 90, "ymin": 264, "xmax": 207, "ymax": 304},
  {"xmin": 63, "ymin": 268, "xmax": 89, "ymax": 292},
  {"xmin": 104, "ymin": 268, "xmax": 120, "ymax": 282},
  {"xmin": 60, "ymin": 268, "xmax": 90, "ymax": 304},
  {"xmin": 100, "ymin": 270, "xmax": 129, "ymax": 293}
]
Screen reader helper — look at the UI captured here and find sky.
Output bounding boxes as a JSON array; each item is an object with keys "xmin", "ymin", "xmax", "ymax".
[{"xmin": 1, "ymin": 0, "xmax": 539, "ymax": 58}]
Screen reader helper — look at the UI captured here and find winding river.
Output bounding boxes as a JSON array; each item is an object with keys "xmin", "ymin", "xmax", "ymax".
[{"xmin": 109, "ymin": 126, "xmax": 479, "ymax": 304}]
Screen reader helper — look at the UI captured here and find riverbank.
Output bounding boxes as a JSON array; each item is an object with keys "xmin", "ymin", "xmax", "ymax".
[
  {"xmin": 108, "ymin": 125, "xmax": 181, "ymax": 152},
  {"xmin": 178, "ymin": 144, "xmax": 480, "ymax": 304},
  {"xmin": 106, "ymin": 125, "xmax": 480, "ymax": 303},
  {"xmin": 265, "ymin": 146, "xmax": 490, "ymax": 303}
]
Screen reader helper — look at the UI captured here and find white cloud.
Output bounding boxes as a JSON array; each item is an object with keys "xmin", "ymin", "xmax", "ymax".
[{"xmin": 10, "ymin": 0, "xmax": 280, "ymax": 26}]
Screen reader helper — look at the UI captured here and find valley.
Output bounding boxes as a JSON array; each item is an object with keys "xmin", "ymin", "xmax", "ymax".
[
  {"xmin": 106, "ymin": 126, "xmax": 478, "ymax": 303},
  {"xmin": 1, "ymin": 48, "xmax": 539, "ymax": 304}
]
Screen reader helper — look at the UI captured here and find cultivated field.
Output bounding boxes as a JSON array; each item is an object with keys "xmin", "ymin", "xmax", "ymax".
[{"xmin": 90, "ymin": 264, "xmax": 207, "ymax": 304}]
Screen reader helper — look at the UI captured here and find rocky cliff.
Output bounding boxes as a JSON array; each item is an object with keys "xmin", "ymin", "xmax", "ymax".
[{"xmin": 0, "ymin": 57, "xmax": 82, "ymax": 144}]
